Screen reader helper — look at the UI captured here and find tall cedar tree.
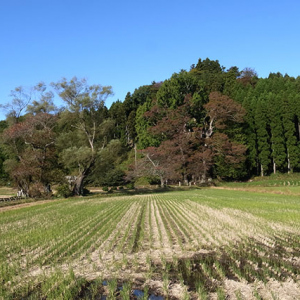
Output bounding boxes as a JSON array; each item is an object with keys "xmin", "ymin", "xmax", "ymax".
[
  {"xmin": 254, "ymin": 99, "xmax": 271, "ymax": 176},
  {"xmin": 281, "ymin": 94, "xmax": 300, "ymax": 173},
  {"xmin": 267, "ymin": 93, "xmax": 286, "ymax": 173}
]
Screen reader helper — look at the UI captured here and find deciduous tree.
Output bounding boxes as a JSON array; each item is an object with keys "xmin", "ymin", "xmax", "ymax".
[
  {"xmin": 2, "ymin": 113, "xmax": 57, "ymax": 196},
  {"xmin": 52, "ymin": 77, "xmax": 113, "ymax": 195}
]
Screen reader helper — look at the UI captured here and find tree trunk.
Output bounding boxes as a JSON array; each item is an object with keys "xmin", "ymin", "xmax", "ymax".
[
  {"xmin": 134, "ymin": 143, "xmax": 137, "ymax": 172},
  {"xmin": 73, "ymin": 174, "xmax": 85, "ymax": 196},
  {"xmin": 72, "ymin": 158, "xmax": 95, "ymax": 196},
  {"xmin": 260, "ymin": 164, "xmax": 264, "ymax": 177},
  {"xmin": 183, "ymin": 173, "xmax": 188, "ymax": 186},
  {"xmin": 202, "ymin": 160, "xmax": 207, "ymax": 182},
  {"xmin": 44, "ymin": 184, "xmax": 52, "ymax": 193},
  {"xmin": 273, "ymin": 160, "xmax": 276, "ymax": 174},
  {"xmin": 287, "ymin": 148, "xmax": 291, "ymax": 174},
  {"xmin": 272, "ymin": 141, "xmax": 276, "ymax": 174},
  {"xmin": 160, "ymin": 176, "xmax": 164, "ymax": 187}
]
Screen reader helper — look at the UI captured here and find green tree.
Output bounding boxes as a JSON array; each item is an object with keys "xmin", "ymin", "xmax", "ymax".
[
  {"xmin": 156, "ymin": 70, "xmax": 203, "ymax": 108},
  {"xmin": 52, "ymin": 77, "xmax": 113, "ymax": 195},
  {"xmin": 0, "ymin": 86, "xmax": 32, "ymax": 124},
  {"xmin": 135, "ymin": 99, "xmax": 161, "ymax": 149},
  {"xmin": 242, "ymin": 95, "xmax": 259, "ymax": 175},
  {"xmin": 121, "ymin": 83, "xmax": 160, "ymax": 147},
  {"xmin": 26, "ymin": 82, "xmax": 57, "ymax": 115},
  {"xmin": 267, "ymin": 93, "xmax": 286, "ymax": 174},
  {"xmin": 87, "ymin": 139, "xmax": 127, "ymax": 186},
  {"xmin": 190, "ymin": 58, "xmax": 225, "ymax": 93},
  {"xmin": 254, "ymin": 98, "xmax": 271, "ymax": 176},
  {"xmin": 108, "ymin": 100, "xmax": 126, "ymax": 141},
  {"xmin": 281, "ymin": 93, "xmax": 300, "ymax": 173},
  {"xmin": 223, "ymin": 66, "xmax": 240, "ymax": 97}
]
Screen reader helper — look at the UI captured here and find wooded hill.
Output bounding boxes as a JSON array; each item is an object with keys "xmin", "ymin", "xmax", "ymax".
[{"xmin": 1, "ymin": 58, "xmax": 300, "ymax": 196}]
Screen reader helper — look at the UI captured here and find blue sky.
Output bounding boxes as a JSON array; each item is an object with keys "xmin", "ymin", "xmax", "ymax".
[{"xmin": 1, "ymin": 0, "xmax": 299, "ymax": 120}]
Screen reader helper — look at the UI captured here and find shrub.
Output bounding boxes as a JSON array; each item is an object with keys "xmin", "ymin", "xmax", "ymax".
[
  {"xmin": 28, "ymin": 182, "xmax": 53, "ymax": 199},
  {"xmin": 134, "ymin": 176, "xmax": 160, "ymax": 186},
  {"xmin": 126, "ymin": 182, "xmax": 134, "ymax": 189},
  {"xmin": 56, "ymin": 184, "xmax": 72, "ymax": 198},
  {"xmin": 28, "ymin": 183, "xmax": 43, "ymax": 198},
  {"xmin": 101, "ymin": 168, "xmax": 125, "ymax": 187}
]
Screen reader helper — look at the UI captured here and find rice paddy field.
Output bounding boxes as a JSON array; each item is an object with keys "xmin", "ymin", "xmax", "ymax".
[
  {"xmin": 0, "ymin": 187, "xmax": 16, "ymax": 198},
  {"xmin": 1, "ymin": 187, "xmax": 300, "ymax": 299}
]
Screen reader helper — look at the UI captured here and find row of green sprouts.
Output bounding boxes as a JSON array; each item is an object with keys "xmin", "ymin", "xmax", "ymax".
[{"xmin": 2, "ymin": 234, "xmax": 300, "ymax": 299}]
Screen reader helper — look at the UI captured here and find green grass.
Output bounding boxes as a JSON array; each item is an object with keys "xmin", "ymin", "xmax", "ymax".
[
  {"xmin": 0, "ymin": 187, "xmax": 16, "ymax": 196},
  {"xmin": 219, "ymin": 172, "xmax": 300, "ymax": 188},
  {"xmin": 190, "ymin": 188, "xmax": 300, "ymax": 224},
  {"xmin": 216, "ymin": 173, "xmax": 300, "ymax": 197}
]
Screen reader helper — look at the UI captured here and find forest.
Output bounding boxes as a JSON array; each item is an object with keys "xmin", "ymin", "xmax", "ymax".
[{"xmin": 1, "ymin": 58, "xmax": 300, "ymax": 197}]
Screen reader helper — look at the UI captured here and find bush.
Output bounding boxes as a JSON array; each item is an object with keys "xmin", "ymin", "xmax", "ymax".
[
  {"xmin": 102, "ymin": 186, "xmax": 109, "ymax": 192},
  {"xmin": 126, "ymin": 182, "xmax": 134, "ymax": 189},
  {"xmin": 147, "ymin": 176, "xmax": 161, "ymax": 185},
  {"xmin": 101, "ymin": 168, "xmax": 125, "ymax": 187},
  {"xmin": 28, "ymin": 183, "xmax": 43, "ymax": 198},
  {"xmin": 56, "ymin": 184, "xmax": 72, "ymax": 198},
  {"xmin": 28, "ymin": 182, "xmax": 53, "ymax": 199},
  {"xmin": 134, "ymin": 176, "xmax": 160, "ymax": 186}
]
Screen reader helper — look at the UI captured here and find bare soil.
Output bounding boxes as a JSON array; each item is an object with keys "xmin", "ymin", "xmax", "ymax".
[{"xmin": 0, "ymin": 198, "xmax": 59, "ymax": 212}]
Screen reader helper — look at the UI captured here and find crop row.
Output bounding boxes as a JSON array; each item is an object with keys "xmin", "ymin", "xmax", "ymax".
[{"xmin": 1, "ymin": 190, "xmax": 300, "ymax": 299}]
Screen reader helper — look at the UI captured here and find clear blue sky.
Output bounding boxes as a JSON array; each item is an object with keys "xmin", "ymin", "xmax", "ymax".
[{"xmin": 1, "ymin": 0, "xmax": 299, "ymax": 120}]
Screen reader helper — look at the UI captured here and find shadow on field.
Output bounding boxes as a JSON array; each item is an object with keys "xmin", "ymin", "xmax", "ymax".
[
  {"xmin": 91, "ymin": 186, "xmax": 202, "ymax": 198},
  {"xmin": 10, "ymin": 234, "xmax": 300, "ymax": 299},
  {"xmin": 76, "ymin": 235, "xmax": 300, "ymax": 299}
]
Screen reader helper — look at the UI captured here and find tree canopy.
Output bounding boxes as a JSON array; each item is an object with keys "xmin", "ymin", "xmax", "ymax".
[{"xmin": 1, "ymin": 58, "xmax": 300, "ymax": 196}]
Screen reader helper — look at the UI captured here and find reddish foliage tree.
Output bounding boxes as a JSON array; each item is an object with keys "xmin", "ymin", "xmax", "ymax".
[
  {"xmin": 2, "ymin": 113, "xmax": 57, "ymax": 196},
  {"xmin": 138, "ymin": 146, "xmax": 181, "ymax": 186},
  {"xmin": 136, "ymin": 91, "xmax": 247, "ymax": 184},
  {"xmin": 188, "ymin": 146, "xmax": 214, "ymax": 182},
  {"xmin": 146, "ymin": 102, "xmax": 196, "ymax": 184},
  {"xmin": 203, "ymin": 92, "xmax": 246, "ymax": 136}
]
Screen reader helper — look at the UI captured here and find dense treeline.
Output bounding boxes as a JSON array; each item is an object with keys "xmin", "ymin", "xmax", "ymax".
[{"xmin": 1, "ymin": 58, "xmax": 300, "ymax": 196}]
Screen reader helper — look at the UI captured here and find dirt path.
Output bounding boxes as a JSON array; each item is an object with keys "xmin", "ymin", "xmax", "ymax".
[{"xmin": 0, "ymin": 199, "xmax": 61, "ymax": 213}]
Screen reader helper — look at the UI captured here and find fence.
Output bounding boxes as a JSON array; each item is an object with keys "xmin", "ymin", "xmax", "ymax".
[{"xmin": 0, "ymin": 196, "xmax": 22, "ymax": 202}]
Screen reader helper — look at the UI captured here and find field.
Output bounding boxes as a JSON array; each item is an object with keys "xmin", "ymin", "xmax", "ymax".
[
  {"xmin": 0, "ymin": 187, "xmax": 16, "ymax": 198},
  {"xmin": 217, "ymin": 173, "xmax": 300, "ymax": 196},
  {"xmin": 1, "ymin": 188, "xmax": 300, "ymax": 299}
]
